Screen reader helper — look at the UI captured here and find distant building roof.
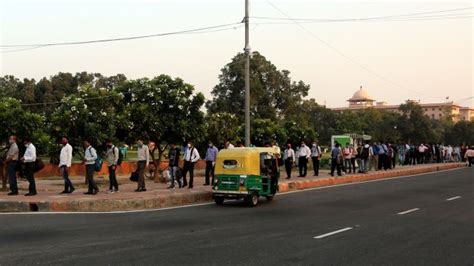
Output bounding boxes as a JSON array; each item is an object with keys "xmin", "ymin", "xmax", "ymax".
[{"xmin": 348, "ymin": 86, "xmax": 374, "ymax": 102}]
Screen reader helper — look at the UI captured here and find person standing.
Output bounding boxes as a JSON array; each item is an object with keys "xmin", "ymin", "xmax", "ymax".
[
  {"xmin": 330, "ymin": 143, "xmax": 343, "ymax": 177},
  {"xmin": 283, "ymin": 143, "xmax": 295, "ymax": 179},
  {"xmin": 370, "ymin": 142, "xmax": 379, "ymax": 171},
  {"xmin": 182, "ymin": 141, "xmax": 200, "ymax": 189},
  {"xmin": 297, "ymin": 141, "xmax": 311, "ymax": 177},
  {"xmin": 464, "ymin": 146, "xmax": 474, "ymax": 167},
  {"xmin": 311, "ymin": 142, "xmax": 322, "ymax": 176},
  {"xmin": 105, "ymin": 139, "xmax": 119, "ymax": 193},
  {"xmin": 21, "ymin": 137, "xmax": 37, "ymax": 196},
  {"xmin": 59, "ymin": 136, "xmax": 75, "ymax": 194},
  {"xmin": 135, "ymin": 139, "xmax": 149, "ymax": 192},
  {"xmin": 343, "ymin": 143, "xmax": 353, "ymax": 173},
  {"xmin": 83, "ymin": 140, "xmax": 99, "ymax": 195},
  {"xmin": 6, "ymin": 135, "xmax": 19, "ymax": 196},
  {"xmin": 167, "ymin": 143, "xmax": 180, "ymax": 189},
  {"xmin": 224, "ymin": 140, "xmax": 235, "ymax": 149},
  {"xmin": 204, "ymin": 142, "xmax": 218, "ymax": 186},
  {"xmin": 360, "ymin": 143, "xmax": 372, "ymax": 173}
]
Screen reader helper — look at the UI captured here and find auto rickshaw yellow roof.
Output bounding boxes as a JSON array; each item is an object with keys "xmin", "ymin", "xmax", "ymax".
[
  {"xmin": 215, "ymin": 147, "xmax": 280, "ymax": 176},
  {"xmin": 217, "ymin": 147, "xmax": 279, "ymax": 157}
]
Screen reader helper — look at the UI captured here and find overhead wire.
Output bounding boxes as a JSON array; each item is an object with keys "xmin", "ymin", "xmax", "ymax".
[
  {"xmin": 0, "ymin": 22, "xmax": 243, "ymax": 50},
  {"xmin": 252, "ymin": 6, "xmax": 473, "ymax": 23},
  {"xmin": 265, "ymin": 0, "xmax": 443, "ymax": 101}
]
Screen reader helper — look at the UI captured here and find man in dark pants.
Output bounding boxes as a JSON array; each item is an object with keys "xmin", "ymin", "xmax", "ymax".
[
  {"xmin": 135, "ymin": 139, "xmax": 149, "ymax": 192},
  {"xmin": 105, "ymin": 139, "xmax": 119, "ymax": 193},
  {"xmin": 182, "ymin": 141, "xmax": 200, "ymax": 189},
  {"xmin": 204, "ymin": 142, "xmax": 218, "ymax": 186},
  {"xmin": 83, "ymin": 140, "xmax": 99, "ymax": 195},
  {"xmin": 283, "ymin": 143, "xmax": 295, "ymax": 179},
  {"xmin": 6, "ymin": 135, "xmax": 19, "ymax": 196},
  {"xmin": 298, "ymin": 142, "xmax": 311, "ymax": 177},
  {"xmin": 59, "ymin": 136, "xmax": 75, "ymax": 194},
  {"xmin": 167, "ymin": 143, "xmax": 180, "ymax": 189},
  {"xmin": 21, "ymin": 137, "xmax": 37, "ymax": 196}
]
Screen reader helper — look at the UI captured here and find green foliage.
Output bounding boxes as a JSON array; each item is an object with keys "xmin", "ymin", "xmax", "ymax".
[
  {"xmin": 0, "ymin": 97, "xmax": 50, "ymax": 153},
  {"xmin": 207, "ymin": 52, "xmax": 309, "ymax": 121},
  {"xmin": 205, "ymin": 112, "xmax": 242, "ymax": 146},
  {"xmin": 49, "ymin": 85, "xmax": 124, "ymax": 151},
  {"xmin": 251, "ymin": 119, "xmax": 286, "ymax": 146}
]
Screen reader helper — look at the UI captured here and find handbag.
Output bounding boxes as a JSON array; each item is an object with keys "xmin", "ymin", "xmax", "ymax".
[{"xmin": 130, "ymin": 171, "xmax": 139, "ymax": 182}]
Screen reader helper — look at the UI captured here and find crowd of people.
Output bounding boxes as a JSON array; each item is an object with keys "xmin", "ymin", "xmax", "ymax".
[
  {"xmin": 327, "ymin": 142, "xmax": 474, "ymax": 177},
  {"xmin": 2, "ymin": 134, "xmax": 474, "ymax": 197}
]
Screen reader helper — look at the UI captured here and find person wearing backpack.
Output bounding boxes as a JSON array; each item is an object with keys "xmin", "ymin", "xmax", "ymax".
[
  {"xmin": 83, "ymin": 140, "xmax": 99, "ymax": 195},
  {"xmin": 105, "ymin": 139, "xmax": 120, "ymax": 193},
  {"xmin": 21, "ymin": 137, "xmax": 37, "ymax": 196}
]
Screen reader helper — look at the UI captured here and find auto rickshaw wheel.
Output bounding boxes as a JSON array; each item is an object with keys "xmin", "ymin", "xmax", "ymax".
[
  {"xmin": 247, "ymin": 192, "xmax": 259, "ymax": 207},
  {"xmin": 214, "ymin": 197, "xmax": 224, "ymax": 205},
  {"xmin": 266, "ymin": 195, "xmax": 274, "ymax": 201}
]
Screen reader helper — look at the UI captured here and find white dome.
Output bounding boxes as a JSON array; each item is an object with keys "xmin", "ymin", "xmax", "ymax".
[{"xmin": 349, "ymin": 86, "xmax": 374, "ymax": 101}]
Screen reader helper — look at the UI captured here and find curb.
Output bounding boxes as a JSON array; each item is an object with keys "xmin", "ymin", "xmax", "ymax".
[{"xmin": 0, "ymin": 163, "xmax": 466, "ymax": 212}]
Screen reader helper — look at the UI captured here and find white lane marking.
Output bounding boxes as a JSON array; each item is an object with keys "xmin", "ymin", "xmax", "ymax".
[
  {"xmin": 314, "ymin": 227, "xmax": 354, "ymax": 239},
  {"xmin": 397, "ymin": 208, "xmax": 420, "ymax": 215},
  {"xmin": 446, "ymin": 196, "xmax": 461, "ymax": 201},
  {"xmin": 0, "ymin": 167, "xmax": 465, "ymax": 216}
]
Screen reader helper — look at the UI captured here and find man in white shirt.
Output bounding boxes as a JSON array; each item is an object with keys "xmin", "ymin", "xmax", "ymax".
[
  {"xmin": 283, "ymin": 143, "xmax": 295, "ymax": 179},
  {"xmin": 311, "ymin": 142, "xmax": 322, "ymax": 176},
  {"xmin": 21, "ymin": 137, "xmax": 37, "ymax": 196},
  {"xmin": 83, "ymin": 140, "xmax": 99, "ymax": 195},
  {"xmin": 298, "ymin": 141, "xmax": 311, "ymax": 177},
  {"xmin": 182, "ymin": 140, "xmax": 200, "ymax": 189},
  {"xmin": 59, "ymin": 136, "xmax": 75, "ymax": 194},
  {"xmin": 135, "ymin": 139, "xmax": 150, "ymax": 192}
]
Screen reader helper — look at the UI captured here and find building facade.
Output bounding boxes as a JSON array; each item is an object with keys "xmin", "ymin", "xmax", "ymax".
[{"xmin": 332, "ymin": 86, "xmax": 474, "ymax": 122}]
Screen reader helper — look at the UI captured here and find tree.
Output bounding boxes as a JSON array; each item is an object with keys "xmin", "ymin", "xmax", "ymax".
[
  {"xmin": 118, "ymin": 75, "xmax": 205, "ymax": 174},
  {"xmin": 251, "ymin": 119, "xmax": 287, "ymax": 147},
  {"xmin": 205, "ymin": 112, "xmax": 242, "ymax": 147},
  {"xmin": 49, "ymin": 85, "xmax": 124, "ymax": 155},
  {"xmin": 399, "ymin": 101, "xmax": 439, "ymax": 143},
  {"xmin": 207, "ymin": 52, "xmax": 310, "ymax": 122}
]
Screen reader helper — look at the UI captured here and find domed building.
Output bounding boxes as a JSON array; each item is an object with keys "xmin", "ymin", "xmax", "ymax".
[
  {"xmin": 347, "ymin": 86, "xmax": 375, "ymax": 108},
  {"xmin": 331, "ymin": 86, "xmax": 474, "ymax": 122}
]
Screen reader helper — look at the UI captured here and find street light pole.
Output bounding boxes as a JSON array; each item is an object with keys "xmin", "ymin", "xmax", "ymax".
[{"xmin": 244, "ymin": 0, "xmax": 251, "ymax": 146}]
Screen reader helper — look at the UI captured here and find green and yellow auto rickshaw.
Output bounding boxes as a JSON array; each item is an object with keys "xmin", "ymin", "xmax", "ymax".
[{"xmin": 212, "ymin": 147, "xmax": 280, "ymax": 207}]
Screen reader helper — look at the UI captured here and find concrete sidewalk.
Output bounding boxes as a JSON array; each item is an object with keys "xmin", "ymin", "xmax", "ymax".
[{"xmin": 0, "ymin": 163, "xmax": 466, "ymax": 212}]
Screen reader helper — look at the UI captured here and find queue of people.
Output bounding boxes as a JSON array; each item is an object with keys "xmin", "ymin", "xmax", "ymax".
[{"xmin": 3, "ymin": 135, "xmax": 474, "ymax": 196}]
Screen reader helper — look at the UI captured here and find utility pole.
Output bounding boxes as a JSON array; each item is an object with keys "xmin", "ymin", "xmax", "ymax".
[{"xmin": 244, "ymin": 0, "xmax": 251, "ymax": 147}]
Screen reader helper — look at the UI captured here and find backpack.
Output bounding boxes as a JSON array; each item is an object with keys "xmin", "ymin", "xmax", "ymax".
[
  {"xmin": 115, "ymin": 146, "xmax": 124, "ymax": 166},
  {"xmin": 361, "ymin": 147, "xmax": 369, "ymax": 159},
  {"xmin": 94, "ymin": 157, "xmax": 103, "ymax": 172},
  {"xmin": 88, "ymin": 147, "xmax": 103, "ymax": 172}
]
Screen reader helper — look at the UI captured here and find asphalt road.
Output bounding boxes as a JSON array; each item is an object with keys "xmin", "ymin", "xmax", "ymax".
[{"xmin": 0, "ymin": 168, "xmax": 472, "ymax": 266}]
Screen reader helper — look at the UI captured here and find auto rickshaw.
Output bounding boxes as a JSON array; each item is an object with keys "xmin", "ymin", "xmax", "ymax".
[{"xmin": 212, "ymin": 147, "xmax": 280, "ymax": 207}]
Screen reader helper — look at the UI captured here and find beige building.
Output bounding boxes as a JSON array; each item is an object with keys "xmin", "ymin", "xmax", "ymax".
[{"xmin": 332, "ymin": 86, "xmax": 474, "ymax": 122}]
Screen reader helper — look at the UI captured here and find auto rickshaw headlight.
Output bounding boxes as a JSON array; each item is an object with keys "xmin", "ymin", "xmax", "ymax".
[{"xmin": 239, "ymin": 175, "xmax": 247, "ymax": 185}]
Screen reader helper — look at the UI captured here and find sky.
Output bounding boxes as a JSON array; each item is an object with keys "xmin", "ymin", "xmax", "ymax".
[{"xmin": 0, "ymin": 0, "xmax": 472, "ymax": 108}]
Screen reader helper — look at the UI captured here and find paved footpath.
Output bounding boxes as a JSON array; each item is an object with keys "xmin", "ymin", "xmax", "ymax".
[{"xmin": 0, "ymin": 163, "xmax": 465, "ymax": 212}]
